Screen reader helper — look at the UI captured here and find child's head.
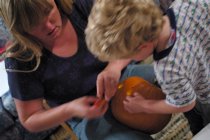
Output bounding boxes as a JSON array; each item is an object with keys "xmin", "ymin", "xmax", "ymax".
[{"xmin": 86, "ymin": 0, "xmax": 163, "ymax": 61}]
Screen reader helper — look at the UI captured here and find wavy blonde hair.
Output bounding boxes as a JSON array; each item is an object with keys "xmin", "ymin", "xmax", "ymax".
[
  {"xmin": 86, "ymin": 0, "xmax": 163, "ymax": 61},
  {"xmin": 0, "ymin": 0, "xmax": 73, "ymax": 72}
]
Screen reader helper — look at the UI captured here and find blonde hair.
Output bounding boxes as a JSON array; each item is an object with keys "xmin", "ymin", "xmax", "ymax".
[
  {"xmin": 86, "ymin": 0, "xmax": 163, "ymax": 61},
  {"xmin": 0, "ymin": 0, "xmax": 73, "ymax": 72},
  {"xmin": 60, "ymin": 0, "xmax": 74, "ymax": 15}
]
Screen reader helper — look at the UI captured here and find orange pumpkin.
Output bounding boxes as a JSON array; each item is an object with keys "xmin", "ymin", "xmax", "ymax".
[{"xmin": 111, "ymin": 76, "xmax": 171, "ymax": 134}]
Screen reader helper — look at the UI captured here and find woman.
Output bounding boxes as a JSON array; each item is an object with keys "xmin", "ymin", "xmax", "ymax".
[{"xmin": 0, "ymin": 0, "xmax": 153, "ymax": 139}]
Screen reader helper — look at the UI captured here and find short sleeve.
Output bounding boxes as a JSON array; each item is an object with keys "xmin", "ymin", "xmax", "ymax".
[
  {"xmin": 5, "ymin": 59, "xmax": 44, "ymax": 101},
  {"xmin": 154, "ymin": 62, "xmax": 196, "ymax": 107},
  {"xmin": 162, "ymin": 77, "xmax": 196, "ymax": 107}
]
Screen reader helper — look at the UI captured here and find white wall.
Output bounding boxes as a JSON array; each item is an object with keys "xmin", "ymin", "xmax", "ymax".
[{"xmin": 0, "ymin": 61, "xmax": 9, "ymax": 96}]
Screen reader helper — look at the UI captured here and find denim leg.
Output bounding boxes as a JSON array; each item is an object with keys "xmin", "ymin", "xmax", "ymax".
[
  {"xmin": 121, "ymin": 64, "xmax": 156, "ymax": 84},
  {"xmin": 68, "ymin": 108, "xmax": 153, "ymax": 140},
  {"xmin": 66, "ymin": 64, "xmax": 156, "ymax": 140}
]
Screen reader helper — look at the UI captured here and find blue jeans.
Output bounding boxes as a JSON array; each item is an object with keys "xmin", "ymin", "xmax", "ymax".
[
  {"xmin": 67, "ymin": 64, "xmax": 155, "ymax": 140},
  {"xmin": 120, "ymin": 63, "xmax": 156, "ymax": 84}
]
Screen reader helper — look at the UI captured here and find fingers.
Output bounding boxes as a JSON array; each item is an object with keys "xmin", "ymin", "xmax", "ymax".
[
  {"xmin": 123, "ymin": 97, "xmax": 137, "ymax": 114},
  {"xmin": 96, "ymin": 76, "xmax": 104, "ymax": 99},
  {"xmin": 133, "ymin": 92, "xmax": 139, "ymax": 96},
  {"xmin": 125, "ymin": 94, "xmax": 133, "ymax": 102},
  {"xmin": 104, "ymin": 78, "xmax": 117, "ymax": 101},
  {"xmin": 93, "ymin": 98, "xmax": 107, "ymax": 108},
  {"xmin": 85, "ymin": 96, "xmax": 98, "ymax": 105},
  {"xmin": 123, "ymin": 98, "xmax": 130, "ymax": 104},
  {"xmin": 100, "ymin": 102, "xmax": 108, "ymax": 115},
  {"xmin": 97, "ymin": 75, "xmax": 118, "ymax": 101},
  {"xmin": 87, "ymin": 101, "xmax": 108, "ymax": 119},
  {"xmin": 124, "ymin": 104, "xmax": 132, "ymax": 113},
  {"xmin": 93, "ymin": 100, "xmax": 108, "ymax": 114}
]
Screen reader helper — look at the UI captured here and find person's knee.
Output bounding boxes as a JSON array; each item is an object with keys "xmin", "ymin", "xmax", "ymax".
[{"xmin": 128, "ymin": 64, "xmax": 156, "ymax": 83}]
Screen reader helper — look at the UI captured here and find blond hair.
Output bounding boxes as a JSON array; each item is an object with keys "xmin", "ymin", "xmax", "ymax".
[
  {"xmin": 59, "ymin": 0, "xmax": 74, "ymax": 15},
  {"xmin": 86, "ymin": 0, "xmax": 163, "ymax": 61},
  {"xmin": 0, "ymin": 0, "xmax": 73, "ymax": 72}
]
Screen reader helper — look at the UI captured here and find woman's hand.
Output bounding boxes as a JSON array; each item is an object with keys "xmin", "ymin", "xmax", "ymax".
[
  {"xmin": 97, "ymin": 67, "xmax": 121, "ymax": 101},
  {"xmin": 97, "ymin": 59, "xmax": 131, "ymax": 101},
  {"xmin": 70, "ymin": 96, "xmax": 108, "ymax": 119}
]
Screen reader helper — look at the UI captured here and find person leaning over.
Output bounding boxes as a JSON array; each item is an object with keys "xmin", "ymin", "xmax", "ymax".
[{"xmin": 86, "ymin": 0, "xmax": 210, "ymax": 135}]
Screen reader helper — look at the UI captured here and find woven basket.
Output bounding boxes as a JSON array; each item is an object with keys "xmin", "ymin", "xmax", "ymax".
[
  {"xmin": 48, "ymin": 113, "xmax": 192, "ymax": 140},
  {"xmin": 152, "ymin": 113, "xmax": 193, "ymax": 140}
]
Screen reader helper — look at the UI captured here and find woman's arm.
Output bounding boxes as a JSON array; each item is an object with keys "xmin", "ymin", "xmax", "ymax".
[
  {"xmin": 14, "ymin": 96, "xmax": 108, "ymax": 132},
  {"xmin": 97, "ymin": 59, "xmax": 131, "ymax": 101},
  {"xmin": 14, "ymin": 98, "xmax": 73, "ymax": 132}
]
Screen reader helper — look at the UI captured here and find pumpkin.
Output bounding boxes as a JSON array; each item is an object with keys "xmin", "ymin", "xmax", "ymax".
[{"xmin": 111, "ymin": 76, "xmax": 171, "ymax": 134}]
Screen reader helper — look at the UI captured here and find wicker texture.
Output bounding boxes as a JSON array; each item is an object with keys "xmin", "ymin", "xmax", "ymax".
[{"xmin": 152, "ymin": 113, "xmax": 193, "ymax": 140}]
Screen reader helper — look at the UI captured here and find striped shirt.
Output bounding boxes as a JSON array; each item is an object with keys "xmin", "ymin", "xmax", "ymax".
[{"xmin": 154, "ymin": 0, "xmax": 210, "ymax": 107}]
